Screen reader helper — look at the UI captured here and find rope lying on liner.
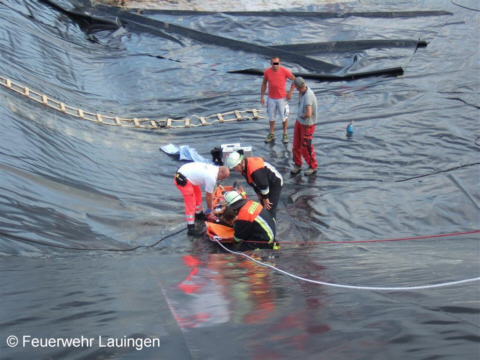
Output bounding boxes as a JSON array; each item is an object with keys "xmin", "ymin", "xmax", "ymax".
[
  {"xmin": 214, "ymin": 240, "xmax": 480, "ymax": 291},
  {"xmin": 0, "ymin": 76, "xmax": 265, "ymax": 129}
]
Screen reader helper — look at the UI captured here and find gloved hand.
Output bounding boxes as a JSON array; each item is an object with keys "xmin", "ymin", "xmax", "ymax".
[{"xmin": 205, "ymin": 208, "xmax": 212, "ymax": 215}]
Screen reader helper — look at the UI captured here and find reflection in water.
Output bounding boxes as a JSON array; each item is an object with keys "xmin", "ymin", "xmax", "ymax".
[
  {"xmin": 214, "ymin": 253, "xmax": 278, "ymax": 325},
  {"xmin": 247, "ymin": 253, "xmax": 331, "ymax": 357},
  {"xmin": 164, "ymin": 252, "xmax": 333, "ymax": 358},
  {"xmin": 171, "ymin": 255, "xmax": 230, "ymax": 328},
  {"xmin": 170, "ymin": 254, "xmax": 280, "ymax": 329}
]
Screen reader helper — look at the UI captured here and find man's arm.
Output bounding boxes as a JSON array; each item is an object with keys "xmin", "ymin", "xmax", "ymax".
[
  {"xmin": 260, "ymin": 78, "xmax": 268, "ymax": 106},
  {"xmin": 206, "ymin": 192, "xmax": 213, "ymax": 210},
  {"xmin": 300, "ymin": 105, "xmax": 312, "ymax": 119},
  {"xmin": 252, "ymin": 170, "xmax": 270, "ymax": 200},
  {"xmin": 233, "ymin": 219, "xmax": 252, "ymax": 244},
  {"xmin": 286, "ymin": 74, "xmax": 296, "ymax": 101}
]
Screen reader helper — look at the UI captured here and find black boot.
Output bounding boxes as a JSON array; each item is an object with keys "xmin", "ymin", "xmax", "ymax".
[
  {"xmin": 187, "ymin": 224, "xmax": 204, "ymax": 237},
  {"xmin": 195, "ymin": 212, "xmax": 206, "ymax": 221}
]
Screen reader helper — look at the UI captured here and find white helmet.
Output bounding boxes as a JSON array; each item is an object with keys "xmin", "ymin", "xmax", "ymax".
[
  {"xmin": 224, "ymin": 191, "xmax": 243, "ymax": 206},
  {"xmin": 226, "ymin": 151, "xmax": 243, "ymax": 169}
]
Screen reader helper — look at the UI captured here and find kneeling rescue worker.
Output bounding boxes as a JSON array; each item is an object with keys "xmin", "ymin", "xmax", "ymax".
[{"xmin": 224, "ymin": 191, "xmax": 280, "ymax": 251}]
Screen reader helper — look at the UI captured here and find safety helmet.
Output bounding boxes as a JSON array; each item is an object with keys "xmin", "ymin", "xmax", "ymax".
[
  {"xmin": 226, "ymin": 151, "xmax": 243, "ymax": 169},
  {"xmin": 224, "ymin": 191, "xmax": 243, "ymax": 206}
]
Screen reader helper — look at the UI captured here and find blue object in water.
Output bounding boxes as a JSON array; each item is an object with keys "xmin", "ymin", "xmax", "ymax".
[{"xmin": 346, "ymin": 121, "xmax": 354, "ymax": 136}]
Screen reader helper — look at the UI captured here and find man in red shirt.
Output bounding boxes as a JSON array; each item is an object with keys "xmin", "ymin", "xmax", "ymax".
[{"xmin": 260, "ymin": 56, "xmax": 296, "ymax": 144}]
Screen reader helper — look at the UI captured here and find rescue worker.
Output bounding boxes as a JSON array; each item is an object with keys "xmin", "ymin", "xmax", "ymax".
[
  {"xmin": 226, "ymin": 151, "xmax": 283, "ymax": 221},
  {"xmin": 224, "ymin": 191, "xmax": 279, "ymax": 251},
  {"xmin": 174, "ymin": 162, "xmax": 230, "ymax": 236}
]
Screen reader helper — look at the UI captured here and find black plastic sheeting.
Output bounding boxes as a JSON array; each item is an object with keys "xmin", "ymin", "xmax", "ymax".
[
  {"xmin": 0, "ymin": 0, "xmax": 479, "ymax": 359},
  {"xmin": 39, "ymin": 0, "xmax": 455, "ymax": 79}
]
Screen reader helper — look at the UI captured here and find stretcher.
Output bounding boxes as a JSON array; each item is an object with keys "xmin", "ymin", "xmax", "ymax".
[{"xmin": 205, "ymin": 184, "xmax": 246, "ymax": 243}]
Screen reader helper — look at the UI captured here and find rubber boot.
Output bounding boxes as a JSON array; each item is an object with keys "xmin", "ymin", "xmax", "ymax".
[
  {"xmin": 187, "ymin": 224, "xmax": 204, "ymax": 237},
  {"xmin": 195, "ymin": 211, "xmax": 206, "ymax": 221}
]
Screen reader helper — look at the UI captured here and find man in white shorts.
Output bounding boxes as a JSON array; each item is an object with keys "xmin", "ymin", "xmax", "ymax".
[{"xmin": 260, "ymin": 56, "xmax": 296, "ymax": 144}]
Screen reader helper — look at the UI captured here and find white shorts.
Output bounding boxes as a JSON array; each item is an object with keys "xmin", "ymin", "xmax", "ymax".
[{"xmin": 267, "ymin": 97, "xmax": 289, "ymax": 122}]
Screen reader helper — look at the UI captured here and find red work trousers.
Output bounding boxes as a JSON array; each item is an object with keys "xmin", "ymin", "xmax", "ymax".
[
  {"xmin": 175, "ymin": 178, "xmax": 203, "ymax": 225},
  {"xmin": 292, "ymin": 120, "xmax": 317, "ymax": 169}
]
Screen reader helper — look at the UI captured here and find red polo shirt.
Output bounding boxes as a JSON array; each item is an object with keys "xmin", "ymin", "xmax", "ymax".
[{"xmin": 264, "ymin": 67, "xmax": 293, "ymax": 99}]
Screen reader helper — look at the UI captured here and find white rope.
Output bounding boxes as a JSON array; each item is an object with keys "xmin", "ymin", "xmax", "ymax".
[{"xmin": 215, "ymin": 240, "xmax": 480, "ymax": 291}]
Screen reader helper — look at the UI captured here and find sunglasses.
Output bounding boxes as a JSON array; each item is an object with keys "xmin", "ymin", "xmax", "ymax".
[{"xmin": 272, "ymin": 62, "xmax": 280, "ymax": 65}]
